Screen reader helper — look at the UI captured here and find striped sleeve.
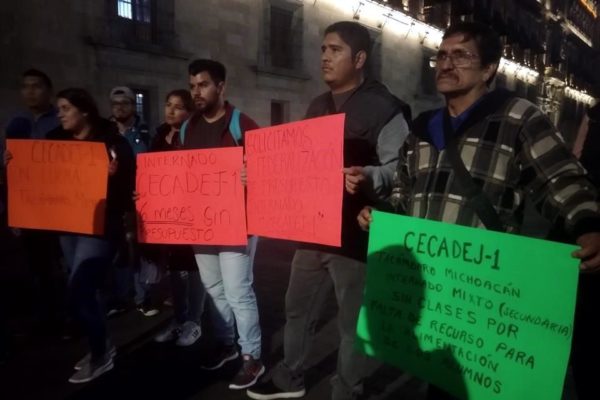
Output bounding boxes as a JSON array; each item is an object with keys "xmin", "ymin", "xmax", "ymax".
[{"xmin": 516, "ymin": 100, "xmax": 600, "ymax": 237}]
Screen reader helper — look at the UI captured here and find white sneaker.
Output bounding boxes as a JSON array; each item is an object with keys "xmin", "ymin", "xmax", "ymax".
[
  {"xmin": 175, "ymin": 321, "xmax": 202, "ymax": 347},
  {"xmin": 74, "ymin": 345, "xmax": 117, "ymax": 371},
  {"xmin": 137, "ymin": 304, "xmax": 160, "ymax": 317},
  {"xmin": 69, "ymin": 355, "xmax": 114, "ymax": 383},
  {"xmin": 154, "ymin": 321, "xmax": 182, "ymax": 343}
]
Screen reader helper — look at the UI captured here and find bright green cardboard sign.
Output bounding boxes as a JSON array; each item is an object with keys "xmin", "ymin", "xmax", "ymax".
[{"xmin": 356, "ymin": 211, "xmax": 579, "ymax": 400}]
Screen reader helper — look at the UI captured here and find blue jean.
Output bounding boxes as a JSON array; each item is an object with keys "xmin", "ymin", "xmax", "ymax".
[
  {"xmin": 170, "ymin": 270, "xmax": 205, "ymax": 324},
  {"xmin": 113, "ymin": 254, "xmax": 152, "ymax": 307},
  {"xmin": 193, "ymin": 236, "xmax": 260, "ymax": 358},
  {"xmin": 60, "ymin": 235, "xmax": 115, "ymax": 360}
]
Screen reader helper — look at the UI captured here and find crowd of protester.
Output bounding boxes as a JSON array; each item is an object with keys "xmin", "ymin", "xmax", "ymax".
[{"xmin": 1, "ymin": 19, "xmax": 600, "ymax": 400}]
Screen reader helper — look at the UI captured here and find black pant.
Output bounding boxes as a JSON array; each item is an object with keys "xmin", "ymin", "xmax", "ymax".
[
  {"xmin": 272, "ymin": 250, "xmax": 375, "ymax": 400},
  {"xmin": 21, "ymin": 229, "xmax": 65, "ymax": 328},
  {"xmin": 571, "ymin": 272, "xmax": 600, "ymax": 400}
]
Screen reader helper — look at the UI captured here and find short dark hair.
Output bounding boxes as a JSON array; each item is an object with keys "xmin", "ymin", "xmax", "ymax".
[
  {"xmin": 56, "ymin": 88, "xmax": 100, "ymax": 126},
  {"xmin": 324, "ymin": 21, "xmax": 372, "ymax": 59},
  {"xmin": 188, "ymin": 59, "xmax": 226, "ymax": 84},
  {"xmin": 443, "ymin": 22, "xmax": 502, "ymax": 84},
  {"xmin": 23, "ymin": 68, "xmax": 53, "ymax": 89},
  {"xmin": 165, "ymin": 89, "xmax": 194, "ymax": 112}
]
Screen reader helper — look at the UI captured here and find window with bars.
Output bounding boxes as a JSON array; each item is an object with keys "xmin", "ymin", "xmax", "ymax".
[
  {"xmin": 132, "ymin": 89, "xmax": 150, "ymax": 123},
  {"xmin": 99, "ymin": 0, "xmax": 175, "ymax": 49},
  {"xmin": 270, "ymin": 7, "xmax": 294, "ymax": 69},
  {"xmin": 114, "ymin": 0, "xmax": 154, "ymax": 42},
  {"xmin": 117, "ymin": 0, "xmax": 152, "ymax": 23},
  {"xmin": 271, "ymin": 100, "xmax": 289, "ymax": 125},
  {"xmin": 263, "ymin": 1, "xmax": 304, "ymax": 72}
]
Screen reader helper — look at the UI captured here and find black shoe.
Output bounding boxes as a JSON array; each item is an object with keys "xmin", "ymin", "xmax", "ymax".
[
  {"xmin": 201, "ymin": 345, "xmax": 239, "ymax": 370},
  {"xmin": 246, "ymin": 379, "xmax": 306, "ymax": 399}
]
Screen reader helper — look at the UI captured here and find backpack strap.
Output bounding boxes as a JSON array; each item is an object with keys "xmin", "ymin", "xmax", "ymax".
[
  {"xmin": 229, "ymin": 108, "xmax": 242, "ymax": 145},
  {"xmin": 179, "ymin": 119, "xmax": 189, "ymax": 146},
  {"xmin": 443, "ymin": 110, "xmax": 504, "ymax": 232}
]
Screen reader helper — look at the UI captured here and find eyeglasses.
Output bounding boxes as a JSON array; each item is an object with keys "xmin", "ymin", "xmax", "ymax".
[{"xmin": 429, "ymin": 50, "xmax": 479, "ymax": 68}]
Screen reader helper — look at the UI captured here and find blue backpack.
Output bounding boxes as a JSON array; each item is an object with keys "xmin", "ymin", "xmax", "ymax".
[{"xmin": 179, "ymin": 108, "xmax": 242, "ymax": 146}]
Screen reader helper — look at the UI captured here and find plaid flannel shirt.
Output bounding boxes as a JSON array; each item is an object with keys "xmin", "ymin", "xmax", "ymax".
[{"xmin": 391, "ymin": 90, "xmax": 600, "ymax": 238}]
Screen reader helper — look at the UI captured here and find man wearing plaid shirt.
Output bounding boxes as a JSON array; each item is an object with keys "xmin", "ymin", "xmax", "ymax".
[{"xmin": 358, "ymin": 21, "xmax": 600, "ymax": 400}]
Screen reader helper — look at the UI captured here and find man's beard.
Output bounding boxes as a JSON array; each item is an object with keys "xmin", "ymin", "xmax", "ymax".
[{"xmin": 196, "ymin": 100, "xmax": 217, "ymax": 115}]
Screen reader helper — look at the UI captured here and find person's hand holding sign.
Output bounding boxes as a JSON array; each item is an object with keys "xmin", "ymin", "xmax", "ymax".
[
  {"xmin": 573, "ymin": 232, "xmax": 600, "ymax": 272},
  {"xmin": 357, "ymin": 206, "xmax": 373, "ymax": 231},
  {"xmin": 343, "ymin": 166, "xmax": 367, "ymax": 195},
  {"xmin": 241, "ymin": 155, "xmax": 247, "ymax": 187},
  {"xmin": 108, "ymin": 148, "xmax": 118, "ymax": 176}
]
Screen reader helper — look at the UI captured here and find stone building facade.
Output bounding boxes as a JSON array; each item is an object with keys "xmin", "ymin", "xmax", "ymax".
[{"xmin": 0, "ymin": 0, "xmax": 597, "ymax": 142}]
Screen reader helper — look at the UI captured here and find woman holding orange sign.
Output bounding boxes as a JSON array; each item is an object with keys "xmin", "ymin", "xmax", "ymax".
[
  {"xmin": 50, "ymin": 88, "xmax": 135, "ymax": 384},
  {"xmin": 5, "ymin": 88, "xmax": 136, "ymax": 384}
]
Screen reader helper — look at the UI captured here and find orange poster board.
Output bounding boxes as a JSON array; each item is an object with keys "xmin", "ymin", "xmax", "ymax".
[
  {"xmin": 245, "ymin": 114, "xmax": 344, "ymax": 246},
  {"xmin": 6, "ymin": 139, "xmax": 108, "ymax": 235},
  {"xmin": 136, "ymin": 147, "xmax": 247, "ymax": 245}
]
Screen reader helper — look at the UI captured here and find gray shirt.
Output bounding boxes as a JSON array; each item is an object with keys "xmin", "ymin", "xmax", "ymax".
[{"xmin": 363, "ymin": 113, "xmax": 410, "ymax": 203}]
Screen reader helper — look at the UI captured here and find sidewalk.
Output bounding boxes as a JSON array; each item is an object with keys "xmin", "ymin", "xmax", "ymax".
[{"xmin": 1, "ymin": 235, "xmax": 573, "ymax": 400}]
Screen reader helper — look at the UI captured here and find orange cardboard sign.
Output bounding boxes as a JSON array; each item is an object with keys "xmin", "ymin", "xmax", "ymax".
[
  {"xmin": 136, "ymin": 147, "xmax": 247, "ymax": 245},
  {"xmin": 245, "ymin": 114, "xmax": 344, "ymax": 246},
  {"xmin": 7, "ymin": 139, "xmax": 108, "ymax": 235}
]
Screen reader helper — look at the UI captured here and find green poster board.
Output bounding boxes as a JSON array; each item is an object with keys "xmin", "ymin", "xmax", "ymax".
[{"xmin": 356, "ymin": 211, "xmax": 579, "ymax": 400}]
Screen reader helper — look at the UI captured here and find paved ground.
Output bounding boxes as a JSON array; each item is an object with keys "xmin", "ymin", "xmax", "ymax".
[
  {"xmin": 0, "ymin": 215, "xmax": 577, "ymax": 400},
  {"xmin": 0, "ymin": 234, "xmax": 426, "ymax": 400}
]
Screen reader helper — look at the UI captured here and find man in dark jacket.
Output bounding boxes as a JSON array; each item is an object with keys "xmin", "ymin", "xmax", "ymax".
[{"xmin": 248, "ymin": 21, "xmax": 411, "ymax": 400}]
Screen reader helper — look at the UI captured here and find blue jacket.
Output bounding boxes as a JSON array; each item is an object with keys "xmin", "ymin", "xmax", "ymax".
[
  {"xmin": 5, "ymin": 107, "xmax": 60, "ymax": 140},
  {"xmin": 114, "ymin": 115, "xmax": 150, "ymax": 155}
]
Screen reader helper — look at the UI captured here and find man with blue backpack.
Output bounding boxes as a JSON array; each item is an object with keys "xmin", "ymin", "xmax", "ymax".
[{"xmin": 182, "ymin": 59, "xmax": 264, "ymax": 390}]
